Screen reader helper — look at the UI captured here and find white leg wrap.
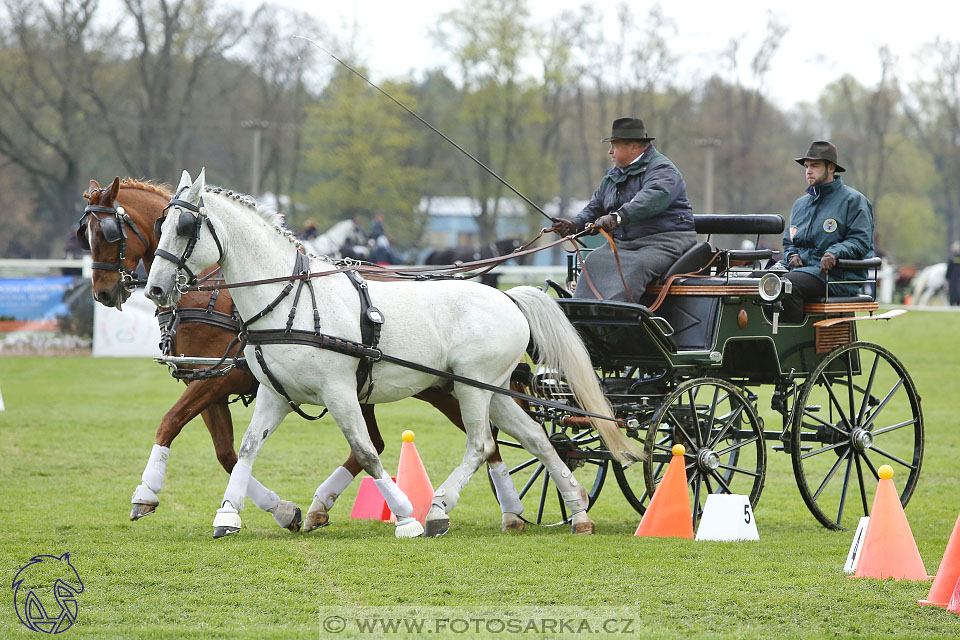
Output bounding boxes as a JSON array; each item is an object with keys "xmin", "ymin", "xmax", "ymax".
[
  {"xmin": 313, "ymin": 466, "xmax": 356, "ymax": 510},
  {"xmin": 141, "ymin": 445, "xmax": 169, "ymax": 493},
  {"xmin": 432, "ymin": 467, "xmax": 470, "ymax": 514},
  {"xmin": 223, "ymin": 460, "xmax": 253, "ymax": 513},
  {"xmin": 549, "ymin": 464, "xmax": 587, "ymax": 513},
  {"xmin": 488, "ymin": 462, "xmax": 524, "ymax": 515},
  {"xmin": 246, "ymin": 476, "xmax": 280, "ymax": 513},
  {"xmin": 131, "ymin": 483, "xmax": 160, "ymax": 505},
  {"xmin": 374, "ymin": 473, "xmax": 413, "ymax": 519},
  {"xmin": 272, "ymin": 500, "xmax": 299, "ymax": 528}
]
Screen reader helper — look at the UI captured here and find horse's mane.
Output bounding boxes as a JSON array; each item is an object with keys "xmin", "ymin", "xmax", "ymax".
[
  {"xmin": 119, "ymin": 178, "xmax": 172, "ymax": 199},
  {"xmin": 203, "ymin": 185, "xmax": 320, "ymax": 260}
]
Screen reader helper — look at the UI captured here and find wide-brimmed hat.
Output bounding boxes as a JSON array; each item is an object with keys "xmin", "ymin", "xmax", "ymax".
[
  {"xmin": 794, "ymin": 140, "xmax": 845, "ymax": 172},
  {"xmin": 601, "ymin": 117, "xmax": 655, "ymax": 142}
]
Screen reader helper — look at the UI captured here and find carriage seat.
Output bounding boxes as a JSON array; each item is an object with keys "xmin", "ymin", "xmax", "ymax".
[
  {"xmin": 803, "ymin": 257, "xmax": 881, "ymax": 313},
  {"xmin": 658, "ymin": 241, "xmax": 714, "ymax": 282}
]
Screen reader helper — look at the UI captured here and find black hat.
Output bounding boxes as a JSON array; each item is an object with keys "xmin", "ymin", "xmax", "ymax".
[
  {"xmin": 794, "ymin": 140, "xmax": 845, "ymax": 173},
  {"xmin": 601, "ymin": 117, "xmax": 655, "ymax": 142}
]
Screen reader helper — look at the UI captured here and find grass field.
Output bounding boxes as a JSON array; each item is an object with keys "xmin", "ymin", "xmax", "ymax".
[{"xmin": 2, "ymin": 310, "xmax": 960, "ymax": 638}]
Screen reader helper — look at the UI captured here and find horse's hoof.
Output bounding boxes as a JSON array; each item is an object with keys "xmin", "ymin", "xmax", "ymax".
[
  {"xmin": 286, "ymin": 507, "xmax": 302, "ymax": 533},
  {"xmin": 303, "ymin": 509, "xmax": 329, "ymax": 533},
  {"xmin": 571, "ymin": 518, "xmax": 595, "ymax": 535},
  {"xmin": 395, "ymin": 517, "xmax": 425, "ymax": 538},
  {"xmin": 501, "ymin": 512, "xmax": 525, "ymax": 532},
  {"xmin": 213, "ymin": 526, "xmax": 240, "ymax": 539},
  {"xmin": 130, "ymin": 503, "xmax": 157, "ymax": 521},
  {"xmin": 425, "ymin": 517, "xmax": 450, "ymax": 538}
]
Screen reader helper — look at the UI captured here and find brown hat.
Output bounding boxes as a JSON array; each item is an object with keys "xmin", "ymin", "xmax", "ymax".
[
  {"xmin": 601, "ymin": 117, "xmax": 655, "ymax": 142},
  {"xmin": 795, "ymin": 140, "xmax": 845, "ymax": 173}
]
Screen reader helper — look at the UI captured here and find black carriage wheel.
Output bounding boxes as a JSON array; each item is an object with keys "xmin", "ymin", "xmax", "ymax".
[
  {"xmin": 643, "ymin": 378, "xmax": 766, "ymax": 530},
  {"xmin": 491, "ymin": 424, "xmax": 608, "ymax": 526},
  {"xmin": 791, "ymin": 341, "xmax": 923, "ymax": 531}
]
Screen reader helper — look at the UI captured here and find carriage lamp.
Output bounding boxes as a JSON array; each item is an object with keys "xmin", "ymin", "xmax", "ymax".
[{"xmin": 758, "ymin": 273, "xmax": 784, "ymax": 301}]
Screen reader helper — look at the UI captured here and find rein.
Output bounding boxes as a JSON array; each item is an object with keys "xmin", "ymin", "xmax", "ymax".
[{"xmin": 77, "ymin": 195, "xmax": 151, "ymax": 288}]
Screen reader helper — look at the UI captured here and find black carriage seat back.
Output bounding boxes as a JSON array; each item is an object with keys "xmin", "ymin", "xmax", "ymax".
[
  {"xmin": 659, "ymin": 241, "xmax": 714, "ymax": 282},
  {"xmin": 806, "ymin": 258, "xmax": 883, "ymax": 305}
]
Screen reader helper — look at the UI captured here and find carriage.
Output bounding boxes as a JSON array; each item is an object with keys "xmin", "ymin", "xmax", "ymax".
[{"xmin": 496, "ymin": 213, "xmax": 922, "ymax": 532}]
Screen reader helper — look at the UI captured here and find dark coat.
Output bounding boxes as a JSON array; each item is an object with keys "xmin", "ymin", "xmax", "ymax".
[
  {"xmin": 572, "ymin": 145, "xmax": 695, "ymax": 240},
  {"xmin": 782, "ymin": 176, "xmax": 874, "ymax": 297}
]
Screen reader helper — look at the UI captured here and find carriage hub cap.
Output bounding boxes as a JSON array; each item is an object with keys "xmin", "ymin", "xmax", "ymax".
[
  {"xmin": 851, "ymin": 428, "xmax": 873, "ymax": 451},
  {"xmin": 697, "ymin": 449, "xmax": 720, "ymax": 471}
]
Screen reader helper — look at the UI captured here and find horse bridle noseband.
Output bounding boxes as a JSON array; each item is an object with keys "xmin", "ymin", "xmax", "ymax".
[
  {"xmin": 76, "ymin": 192, "xmax": 151, "ymax": 288},
  {"xmin": 154, "ymin": 191, "xmax": 224, "ymax": 292}
]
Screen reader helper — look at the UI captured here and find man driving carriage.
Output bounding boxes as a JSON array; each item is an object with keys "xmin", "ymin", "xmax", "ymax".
[
  {"xmin": 780, "ymin": 141, "xmax": 875, "ymax": 322},
  {"xmin": 551, "ymin": 117, "xmax": 697, "ymax": 301}
]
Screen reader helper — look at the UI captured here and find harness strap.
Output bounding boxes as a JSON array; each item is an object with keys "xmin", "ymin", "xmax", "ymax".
[
  {"xmin": 343, "ymin": 268, "xmax": 384, "ymax": 402},
  {"xmin": 254, "ymin": 345, "xmax": 328, "ymax": 421}
]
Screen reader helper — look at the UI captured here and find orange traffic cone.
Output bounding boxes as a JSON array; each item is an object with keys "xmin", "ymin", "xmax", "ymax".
[
  {"xmin": 920, "ymin": 512, "xmax": 960, "ymax": 606},
  {"xmin": 947, "ymin": 576, "xmax": 960, "ymax": 615},
  {"xmin": 853, "ymin": 465, "xmax": 930, "ymax": 581},
  {"xmin": 635, "ymin": 444, "xmax": 693, "ymax": 539},
  {"xmin": 390, "ymin": 430, "xmax": 434, "ymax": 526},
  {"xmin": 349, "ymin": 476, "xmax": 393, "ymax": 521}
]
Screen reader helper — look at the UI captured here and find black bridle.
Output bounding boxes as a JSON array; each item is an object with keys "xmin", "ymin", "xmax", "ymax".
[
  {"xmin": 154, "ymin": 192, "xmax": 224, "ymax": 292},
  {"xmin": 76, "ymin": 192, "xmax": 151, "ymax": 288}
]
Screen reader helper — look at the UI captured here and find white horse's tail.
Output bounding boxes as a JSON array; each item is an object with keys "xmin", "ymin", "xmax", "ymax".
[{"xmin": 506, "ymin": 286, "xmax": 645, "ymax": 463}]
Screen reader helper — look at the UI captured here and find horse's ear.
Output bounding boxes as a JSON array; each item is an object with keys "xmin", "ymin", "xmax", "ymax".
[
  {"xmin": 195, "ymin": 167, "xmax": 206, "ymax": 191},
  {"xmin": 107, "ymin": 177, "xmax": 121, "ymax": 201},
  {"xmin": 176, "ymin": 170, "xmax": 192, "ymax": 193},
  {"xmin": 88, "ymin": 179, "xmax": 100, "ymax": 193}
]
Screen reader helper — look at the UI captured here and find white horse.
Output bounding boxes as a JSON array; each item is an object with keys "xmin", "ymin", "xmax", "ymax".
[
  {"xmin": 304, "ymin": 219, "xmax": 367, "ymax": 259},
  {"xmin": 910, "ymin": 262, "xmax": 948, "ymax": 306},
  {"xmin": 145, "ymin": 170, "xmax": 642, "ymax": 538}
]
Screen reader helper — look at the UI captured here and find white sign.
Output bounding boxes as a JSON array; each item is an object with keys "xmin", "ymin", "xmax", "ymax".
[
  {"xmin": 695, "ymin": 494, "xmax": 760, "ymax": 541},
  {"xmin": 844, "ymin": 517, "xmax": 871, "ymax": 575},
  {"xmin": 92, "ymin": 290, "xmax": 161, "ymax": 357}
]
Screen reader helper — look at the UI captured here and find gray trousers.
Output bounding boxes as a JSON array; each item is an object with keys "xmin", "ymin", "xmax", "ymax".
[{"xmin": 573, "ymin": 230, "xmax": 697, "ymax": 302}]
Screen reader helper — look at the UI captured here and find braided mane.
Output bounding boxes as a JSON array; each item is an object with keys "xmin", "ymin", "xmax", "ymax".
[
  {"xmin": 119, "ymin": 178, "xmax": 172, "ymax": 199},
  {"xmin": 203, "ymin": 185, "xmax": 319, "ymax": 260}
]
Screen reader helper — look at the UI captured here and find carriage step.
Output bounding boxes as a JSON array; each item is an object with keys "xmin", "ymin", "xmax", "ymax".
[{"xmin": 772, "ymin": 442, "xmax": 812, "ymax": 454}]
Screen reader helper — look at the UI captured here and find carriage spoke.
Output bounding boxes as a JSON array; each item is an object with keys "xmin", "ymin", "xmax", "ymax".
[
  {"xmin": 860, "ymin": 453, "xmax": 880, "ymax": 482},
  {"xmin": 517, "ymin": 463, "xmax": 545, "ymax": 499},
  {"xmin": 862, "ymin": 379, "xmax": 904, "ymax": 431},
  {"xmin": 821, "ymin": 376, "xmax": 854, "ymax": 434},
  {"xmin": 708, "ymin": 469, "xmax": 733, "ymax": 494},
  {"xmin": 801, "ymin": 408, "xmax": 847, "ymax": 434},
  {"xmin": 836, "ymin": 453, "xmax": 854, "ymax": 524},
  {"xmin": 664, "ymin": 408, "xmax": 699, "ymax": 449},
  {"xmin": 870, "ymin": 418, "xmax": 918, "ymax": 436},
  {"xmin": 867, "ymin": 446, "xmax": 916, "ymax": 470},
  {"xmin": 856, "ymin": 353, "xmax": 881, "ymax": 425},
  {"xmin": 812, "ymin": 447, "xmax": 850, "ymax": 501},
  {"xmin": 714, "ymin": 435, "xmax": 759, "ymax": 458},
  {"xmin": 704, "ymin": 385, "xmax": 721, "ymax": 441},
  {"xmin": 717, "ymin": 463, "xmax": 760, "ymax": 478},
  {"xmin": 854, "ymin": 454, "xmax": 869, "ymax": 515},
  {"xmin": 537, "ymin": 472, "xmax": 551, "ymax": 523},
  {"xmin": 508, "ymin": 457, "xmax": 540, "ymax": 475},
  {"xmin": 497, "ymin": 439, "xmax": 527, "ymax": 450},
  {"xmin": 686, "ymin": 389, "xmax": 702, "ymax": 446},
  {"xmin": 707, "ymin": 405, "xmax": 745, "ymax": 450},
  {"xmin": 800, "ymin": 440, "xmax": 848, "ymax": 460}
]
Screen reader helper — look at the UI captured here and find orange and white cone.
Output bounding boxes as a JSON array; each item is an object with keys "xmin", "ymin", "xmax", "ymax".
[
  {"xmin": 635, "ymin": 444, "xmax": 693, "ymax": 539},
  {"xmin": 853, "ymin": 465, "xmax": 930, "ymax": 581},
  {"xmin": 390, "ymin": 430, "xmax": 434, "ymax": 526},
  {"xmin": 920, "ymin": 512, "xmax": 960, "ymax": 606}
]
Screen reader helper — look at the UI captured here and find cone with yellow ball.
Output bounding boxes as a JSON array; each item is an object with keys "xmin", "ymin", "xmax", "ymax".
[
  {"xmin": 635, "ymin": 444, "xmax": 693, "ymax": 539},
  {"xmin": 389, "ymin": 430, "xmax": 434, "ymax": 526},
  {"xmin": 853, "ymin": 465, "xmax": 931, "ymax": 581}
]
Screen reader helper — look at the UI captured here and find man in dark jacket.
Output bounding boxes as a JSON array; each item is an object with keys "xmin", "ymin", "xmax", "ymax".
[
  {"xmin": 780, "ymin": 141, "xmax": 874, "ymax": 322},
  {"xmin": 552, "ymin": 118, "xmax": 697, "ymax": 301}
]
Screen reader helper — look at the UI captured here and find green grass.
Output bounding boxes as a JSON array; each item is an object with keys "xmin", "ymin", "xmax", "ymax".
[{"xmin": 1, "ymin": 310, "xmax": 960, "ymax": 638}]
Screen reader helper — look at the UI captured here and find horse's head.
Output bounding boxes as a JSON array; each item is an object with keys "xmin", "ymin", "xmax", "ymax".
[
  {"xmin": 146, "ymin": 169, "xmax": 224, "ymax": 308},
  {"xmin": 79, "ymin": 177, "xmax": 138, "ymax": 308}
]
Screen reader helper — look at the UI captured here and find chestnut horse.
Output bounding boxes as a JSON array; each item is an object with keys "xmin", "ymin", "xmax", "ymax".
[{"xmin": 79, "ymin": 178, "xmax": 525, "ymax": 533}]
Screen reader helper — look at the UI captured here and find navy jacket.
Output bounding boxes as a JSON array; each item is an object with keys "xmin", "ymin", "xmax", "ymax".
[
  {"xmin": 572, "ymin": 146, "xmax": 695, "ymax": 240},
  {"xmin": 782, "ymin": 176, "xmax": 874, "ymax": 296}
]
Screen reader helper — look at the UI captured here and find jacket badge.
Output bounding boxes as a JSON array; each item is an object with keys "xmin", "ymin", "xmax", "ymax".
[{"xmin": 822, "ymin": 218, "xmax": 838, "ymax": 233}]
